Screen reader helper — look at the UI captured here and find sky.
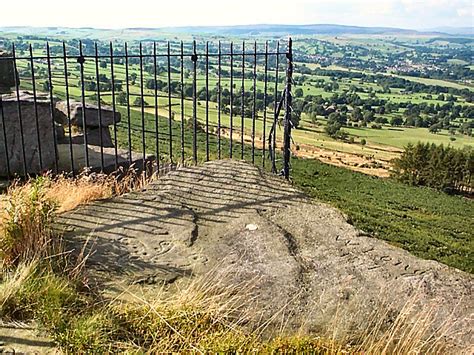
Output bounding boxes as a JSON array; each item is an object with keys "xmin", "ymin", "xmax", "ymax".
[{"xmin": 1, "ymin": 0, "xmax": 473, "ymax": 29}]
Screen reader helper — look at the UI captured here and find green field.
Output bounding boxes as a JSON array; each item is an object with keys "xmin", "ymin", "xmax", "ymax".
[
  {"xmin": 292, "ymin": 157, "xmax": 474, "ymax": 273},
  {"xmin": 10, "ymin": 44, "xmax": 473, "ymax": 170}
]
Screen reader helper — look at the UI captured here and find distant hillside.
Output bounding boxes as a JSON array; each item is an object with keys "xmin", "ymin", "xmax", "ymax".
[
  {"xmin": 425, "ymin": 27, "xmax": 474, "ymax": 36},
  {"xmin": 1, "ymin": 24, "xmax": 469, "ymax": 39},
  {"xmin": 134, "ymin": 24, "xmax": 440, "ymax": 36}
]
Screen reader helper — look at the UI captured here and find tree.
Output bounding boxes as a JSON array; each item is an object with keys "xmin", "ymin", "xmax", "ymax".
[
  {"xmin": 390, "ymin": 116, "xmax": 403, "ymax": 126},
  {"xmin": 363, "ymin": 110, "xmax": 375, "ymax": 123},
  {"xmin": 325, "ymin": 122, "xmax": 342, "ymax": 137},
  {"xmin": 392, "ymin": 142, "xmax": 473, "ymax": 194},
  {"xmin": 352, "ymin": 106, "xmax": 363, "ymax": 121},
  {"xmin": 294, "ymin": 88, "xmax": 304, "ymax": 98},
  {"xmin": 146, "ymin": 79, "xmax": 156, "ymax": 90},
  {"xmin": 328, "ymin": 112, "xmax": 346, "ymax": 126},
  {"xmin": 117, "ymin": 92, "xmax": 127, "ymax": 105},
  {"xmin": 133, "ymin": 97, "xmax": 148, "ymax": 107},
  {"xmin": 42, "ymin": 81, "xmax": 50, "ymax": 92},
  {"xmin": 100, "ymin": 61, "xmax": 107, "ymax": 69},
  {"xmin": 429, "ymin": 123, "xmax": 441, "ymax": 134}
]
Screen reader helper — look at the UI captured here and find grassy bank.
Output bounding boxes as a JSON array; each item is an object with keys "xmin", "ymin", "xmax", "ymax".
[{"xmin": 291, "ymin": 157, "xmax": 474, "ymax": 273}]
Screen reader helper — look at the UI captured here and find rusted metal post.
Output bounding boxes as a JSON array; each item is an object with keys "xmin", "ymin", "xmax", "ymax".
[{"xmin": 283, "ymin": 38, "xmax": 293, "ymax": 180}]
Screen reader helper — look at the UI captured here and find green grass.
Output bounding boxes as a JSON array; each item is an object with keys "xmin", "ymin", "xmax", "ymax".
[
  {"xmin": 11, "ymin": 47, "xmax": 473, "ymax": 162},
  {"xmin": 344, "ymin": 125, "xmax": 474, "ymax": 150},
  {"xmin": 291, "ymin": 157, "xmax": 474, "ymax": 273}
]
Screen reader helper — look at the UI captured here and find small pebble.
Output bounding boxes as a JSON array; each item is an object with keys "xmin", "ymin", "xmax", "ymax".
[{"xmin": 246, "ymin": 224, "xmax": 258, "ymax": 231}]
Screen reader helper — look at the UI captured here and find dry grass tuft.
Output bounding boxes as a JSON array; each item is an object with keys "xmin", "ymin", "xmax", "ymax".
[
  {"xmin": 0, "ymin": 178, "xmax": 58, "ymax": 266},
  {"xmin": 0, "ymin": 166, "xmax": 157, "ymax": 268},
  {"xmin": 45, "ymin": 165, "xmax": 157, "ymax": 214}
]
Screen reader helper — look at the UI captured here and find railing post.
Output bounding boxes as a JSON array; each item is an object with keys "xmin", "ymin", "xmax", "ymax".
[
  {"xmin": 192, "ymin": 40, "xmax": 198, "ymax": 164},
  {"xmin": 283, "ymin": 37, "xmax": 293, "ymax": 180}
]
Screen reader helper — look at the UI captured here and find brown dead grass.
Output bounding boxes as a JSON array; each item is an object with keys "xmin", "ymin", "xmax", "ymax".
[
  {"xmin": 217, "ymin": 127, "xmax": 394, "ymax": 178},
  {"xmin": 40, "ymin": 166, "xmax": 157, "ymax": 214}
]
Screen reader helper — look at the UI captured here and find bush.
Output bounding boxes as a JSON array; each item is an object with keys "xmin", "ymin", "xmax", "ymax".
[{"xmin": 361, "ymin": 139, "xmax": 367, "ymax": 146}]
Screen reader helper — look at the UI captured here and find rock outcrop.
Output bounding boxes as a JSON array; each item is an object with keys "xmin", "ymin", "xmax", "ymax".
[
  {"xmin": 0, "ymin": 92, "xmax": 66, "ymax": 175},
  {"xmin": 56, "ymin": 101, "xmax": 121, "ymax": 148},
  {"xmin": 0, "ymin": 51, "xmax": 15, "ymax": 94},
  {"xmin": 1, "ymin": 91, "xmax": 125, "ymax": 175},
  {"xmin": 56, "ymin": 160, "xmax": 473, "ymax": 352}
]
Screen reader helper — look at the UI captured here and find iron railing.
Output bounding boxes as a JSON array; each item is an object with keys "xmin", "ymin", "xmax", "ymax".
[{"xmin": 0, "ymin": 38, "xmax": 294, "ymax": 179}]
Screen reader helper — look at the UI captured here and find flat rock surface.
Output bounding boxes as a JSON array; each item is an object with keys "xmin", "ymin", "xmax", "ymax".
[
  {"xmin": 0, "ymin": 321, "xmax": 57, "ymax": 354},
  {"xmin": 56, "ymin": 160, "xmax": 473, "ymax": 351}
]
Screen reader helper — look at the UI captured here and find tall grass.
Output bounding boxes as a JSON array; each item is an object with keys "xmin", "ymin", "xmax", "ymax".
[{"xmin": 0, "ymin": 177, "xmax": 58, "ymax": 266}]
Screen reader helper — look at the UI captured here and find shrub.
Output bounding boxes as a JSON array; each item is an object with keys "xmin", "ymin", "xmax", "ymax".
[{"xmin": 0, "ymin": 178, "xmax": 58, "ymax": 267}]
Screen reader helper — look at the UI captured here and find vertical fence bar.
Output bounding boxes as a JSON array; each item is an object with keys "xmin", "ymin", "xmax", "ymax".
[
  {"xmin": 180, "ymin": 41, "xmax": 185, "ymax": 164},
  {"xmin": 94, "ymin": 43, "xmax": 104, "ymax": 171},
  {"xmin": 139, "ymin": 42, "xmax": 146, "ymax": 173},
  {"xmin": 271, "ymin": 41, "xmax": 280, "ymax": 173},
  {"xmin": 0, "ymin": 97, "xmax": 10, "ymax": 177},
  {"xmin": 252, "ymin": 41, "xmax": 257, "ymax": 164},
  {"xmin": 205, "ymin": 41, "xmax": 209, "ymax": 161},
  {"xmin": 12, "ymin": 44, "xmax": 27, "ymax": 176},
  {"xmin": 192, "ymin": 40, "xmax": 198, "ymax": 164},
  {"xmin": 229, "ymin": 42, "xmax": 234, "ymax": 159},
  {"xmin": 46, "ymin": 42, "xmax": 58, "ymax": 173},
  {"xmin": 167, "ymin": 41, "xmax": 173, "ymax": 162},
  {"xmin": 262, "ymin": 41, "xmax": 268, "ymax": 168},
  {"xmin": 29, "ymin": 44, "xmax": 43, "ymax": 172},
  {"xmin": 153, "ymin": 41, "xmax": 159, "ymax": 171},
  {"xmin": 168, "ymin": 41, "xmax": 173, "ymax": 163},
  {"xmin": 217, "ymin": 41, "xmax": 222, "ymax": 159},
  {"xmin": 283, "ymin": 38, "xmax": 293, "ymax": 180},
  {"xmin": 240, "ymin": 41, "xmax": 245, "ymax": 160},
  {"xmin": 46, "ymin": 43, "xmax": 59, "ymax": 173},
  {"xmin": 124, "ymin": 42, "xmax": 132, "ymax": 165},
  {"xmin": 62, "ymin": 42, "xmax": 75, "ymax": 175},
  {"xmin": 109, "ymin": 42, "xmax": 118, "ymax": 169},
  {"xmin": 78, "ymin": 41, "xmax": 90, "ymax": 168}
]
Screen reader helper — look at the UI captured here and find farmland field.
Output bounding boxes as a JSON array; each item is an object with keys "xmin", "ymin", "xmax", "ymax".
[{"xmin": 3, "ymin": 33, "xmax": 472, "ymax": 178}]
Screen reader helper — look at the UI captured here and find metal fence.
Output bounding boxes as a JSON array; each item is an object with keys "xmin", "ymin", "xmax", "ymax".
[{"xmin": 0, "ymin": 38, "xmax": 293, "ymax": 179}]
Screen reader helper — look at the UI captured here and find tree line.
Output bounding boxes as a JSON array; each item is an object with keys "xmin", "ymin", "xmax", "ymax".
[{"xmin": 392, "ymin": 142, "xmax": 473, "ymax": 194}]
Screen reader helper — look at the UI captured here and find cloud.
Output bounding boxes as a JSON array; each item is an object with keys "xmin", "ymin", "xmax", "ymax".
[
  {"xmin": 0, "ymin": 0, "xmax": 471, "ymax": 29},
  {"xmin": 456, "ymin": 7, "xmax": 473, "ymax": 17}
]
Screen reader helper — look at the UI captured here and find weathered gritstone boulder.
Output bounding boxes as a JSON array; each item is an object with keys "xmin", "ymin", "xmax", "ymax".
[
  {"xmin": 70, "ymin": 126, "xmax": 114, "ymax": 148},
  {"xmin": 56, "ymin": 160, "xmax": 473, "ymax": 352},
  {"xmin": 0, "ymin": 92, "xmax": 66, "ymax": 175},
  {"xmin": 57, "ymin": 144, "xmax": 154, "ymax": 173},
  {"xmin": 56, "ymin": 100, "xmax": 119, "ymax": 150},
  {"xmin": 56, "ymin": 100, "xmax": 121, "ymax": 127},
  {"xmin": 0, "ymin": 51, "xmax": 15, "ymax": 94}
]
